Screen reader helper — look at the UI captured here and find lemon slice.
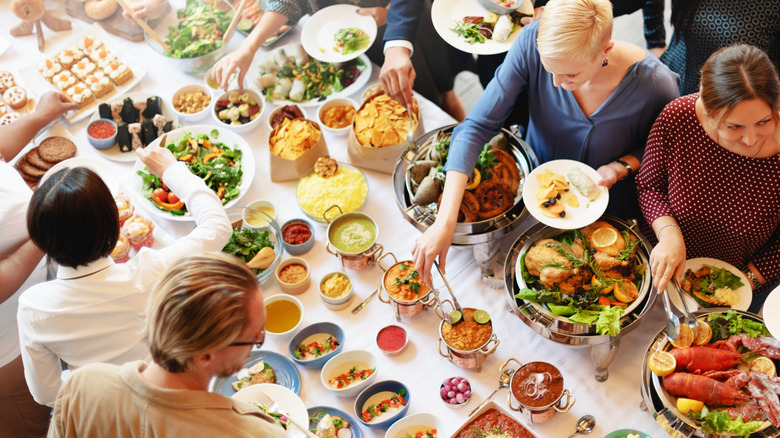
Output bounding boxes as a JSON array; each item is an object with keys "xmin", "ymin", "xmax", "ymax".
[
  {"xmin": 648, "ymin": 350, "xmax": 676, "ymax": 376},
  {"xmin": 670, "ymin": 324, "xmax": 694, "ymax": 348},
  {"xmin": 465, "ymin": 169, "xmax": 481, "ymax": 191},
  {"xmin": 613, "ymin": 281, "xmax": 638, "ymax": 303},
  {"xmin": 448, "ymin": 310, "xmax": 463, "ymax": 325},
  {"xmin": 693, "ymin": 320, "xmax": 712, "ymax": 346},
  {"xmin": 676, "ymin": 398, "xmax": 704, "ymax": 415},
  {"xmin": 748, "ymin": 356, "xmax": 777, "ymax": 377},
  {"xmin": 592, "ymin": 227, "xmax": 618, "ymax": 249},
  {"xmin": 473, "ymin": 309, "xmax": 491, "ymax": 325}
]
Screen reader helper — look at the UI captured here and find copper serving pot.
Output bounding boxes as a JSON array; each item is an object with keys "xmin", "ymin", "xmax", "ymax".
[
  {"xmin": 324, "ymin": 209, "xmax": 382, "ymax": 271},
  {"xmin": 500, "ymin": 358, "xmax": 575, "ymax": 423},
  {"xmin": 378, "ymin": 256, "xmax": 439, "ymax": 320},
  {"xmin": 436, "ymin": 303, "xmax": 499, "ymax": 372}
]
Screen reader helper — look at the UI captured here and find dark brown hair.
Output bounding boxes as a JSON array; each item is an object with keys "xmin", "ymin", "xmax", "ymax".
[
  {"xmin": 700, "ymin": 44, "xmax": 780, "ymax": 124},
  {"xmin": 27, "ymin": 167, "xmax": 118, "ymax": 268}
]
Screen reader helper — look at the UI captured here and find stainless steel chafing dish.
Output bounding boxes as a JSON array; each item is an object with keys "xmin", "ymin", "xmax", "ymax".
[
  {"xmin": 504, "ymin": 216, "xmax": 658, "ymax": 381},
  {"xmin": 392, "ymin": 124, "xmax": 537, "ymax": 279}
]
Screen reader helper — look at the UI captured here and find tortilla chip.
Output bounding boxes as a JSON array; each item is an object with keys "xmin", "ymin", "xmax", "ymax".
[
  {"xmin": 354, "ymin": 93, "xmax": 419, "ymax": 148},
  {"xmin": 270, "ymin": 118, "xmax": 321, "ymax": 160}
]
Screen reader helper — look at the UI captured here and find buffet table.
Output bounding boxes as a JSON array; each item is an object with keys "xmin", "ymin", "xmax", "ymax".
[{"xmin": 1, "ymin": 4, "xmax": 671, "ymax": 437}]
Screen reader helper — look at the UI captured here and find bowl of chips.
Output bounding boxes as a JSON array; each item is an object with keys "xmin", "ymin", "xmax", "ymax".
[
  {"xmin": 268, "ymin": 114, "xmax": 329, "ymax": 183},
  {"xmin": 317, "ymin": 97, "xmax": 357, "ymax": 136},
  {"xmin": 347, "ymin": 85, "xmax": 423, "ymax": 174},
  {"xmin": 267, "ymin": 104, "xmax": 306, "ymax": 132}
]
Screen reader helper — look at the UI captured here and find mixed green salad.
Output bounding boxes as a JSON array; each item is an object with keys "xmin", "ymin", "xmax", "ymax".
[
  {"xmin": 515, "ymin": 229, "xmax": 645, "ymax": 336},
  {"xmin": 222, "ymin": 228, "xmax": 275, "ymax": 274},
  {"xmin": 137, "ymin": 130, "xmax": 243, "ymax": 216},
  {"xmin": 164, "ymin": 0, "xmax": 232, "ymax": 58},
  {"xmin": 334, "ymin": 27, "xmax": 370, "ymax": 55}
]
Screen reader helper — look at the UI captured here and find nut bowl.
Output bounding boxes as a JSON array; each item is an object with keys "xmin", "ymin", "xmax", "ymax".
[
  {"xmin": 143, "ymin": 0, "xmax": 236, "ymax": 75},
  {"xmin": 321, "ymin": 350, "xmax": 378, "ymax": 398},
  {"xmin": 171, "ymin": 84, "xmax": 212, "ymax": 122},
  {"xmin": 212, "ymin": 88, "xmax": 264, "ymax": 134},
  {"xmin": 224, "ymin": 207, "xmax": 283, "ymax": 286},
  {"xmin": 288, "ymin": 322, "xmax": 345, "ymax": 368},
  {"xmin": 275, "ymin": 257, "xmax": 311, "ymax": 295}
]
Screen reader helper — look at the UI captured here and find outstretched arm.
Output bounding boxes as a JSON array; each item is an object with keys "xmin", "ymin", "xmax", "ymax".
[{"xmin": 0, "ymin": 92, "xmax": 77, "ymax": 161}]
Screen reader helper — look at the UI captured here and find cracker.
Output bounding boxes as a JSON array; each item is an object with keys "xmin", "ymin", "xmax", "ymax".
[
  {"xmin": 38, "ymin": 136, "xmax": 77, "ymax": 163},
  {"xmin": 18, "ymin": 159, "xmax": 47, "ymax": 178},
  {"xmin": 24, "ymin": 147, "xmax": 54, "ymax": 171}
]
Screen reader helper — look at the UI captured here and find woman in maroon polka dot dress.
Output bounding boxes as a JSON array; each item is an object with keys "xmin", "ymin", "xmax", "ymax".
[{"xmin": 637, "ymin": 44, "xmax": 780, "ymax": 297}]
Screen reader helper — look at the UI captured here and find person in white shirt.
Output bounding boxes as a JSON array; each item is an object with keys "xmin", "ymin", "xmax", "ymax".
[
  {"xmin": 17, "ymin": 142, "xmax": 232, "ymax": 407},
  {"xmin": 0, "ymin": 91, "xmax": 77, "ymax": 438}
]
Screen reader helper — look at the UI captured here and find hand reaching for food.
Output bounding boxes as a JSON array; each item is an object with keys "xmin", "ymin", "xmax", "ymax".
[
  {"xmin": 520, "ymin": 6, "xmax": 544, "ymax": 25},
  {"xmin": 36, "ymin": 91, "xmax": 78, "ymax": 121},
  {"xmin": 136, "ymin": 142, "xmax": 176, "ymax": 177},
  {"xmin": 650, "ymin": 220, "xmax": 687, "ymax": 293},
  {"xmin": 380, "ymin": 47, "xmax": 416, "ymax": 111},
  {"xmin": 412, "ymin": 219, "xmax": 455, "ymax": 287},
  {"xmin": 121, "ymin": 0, "xmax": 166, "ymax": 22},
  {"xmin": 211, "ymin": 45, "xmax": 254, "ymax": 91}
]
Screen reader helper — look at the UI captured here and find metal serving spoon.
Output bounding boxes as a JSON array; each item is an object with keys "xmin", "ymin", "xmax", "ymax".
[
  {"xmin": 567, "ymin": 414, "xmax": 596, "ymax": 438},
  {"xmin": 468, "ymin": 368, "xmax": 514, "ymax": 417}
]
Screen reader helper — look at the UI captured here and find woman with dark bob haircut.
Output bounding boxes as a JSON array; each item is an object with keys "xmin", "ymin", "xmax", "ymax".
[
  {"xmin": 637, "ymin": 44, "xmax": 780, "ymax": 306},
  {"xmin": 28, "ymin": 167, "xmax": 119, "ymax": 268},
  {"xmin": 17, "ymin": 143, "xmax": 233, "ymax": 407}
]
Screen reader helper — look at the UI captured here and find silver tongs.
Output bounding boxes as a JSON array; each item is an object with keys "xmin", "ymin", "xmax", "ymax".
[
  {"xmin": 672, "ymin": 278, "xmax": 699, "ymax": 337},
  {"xmin": 435, "ymin": 261, "xmax": 462, "ymax": 318}
]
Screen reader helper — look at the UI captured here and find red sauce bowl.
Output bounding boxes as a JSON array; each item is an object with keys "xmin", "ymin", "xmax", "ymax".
[
  {"xmin": 86, "ymin": 118, "xmax": 118, "ymax": 150},
  {"xmin": 281, "ymin": 218, "xmax": 315, "ymax": 255},
  {"xmin": 376, "ymin": 325, "xmax": 408, "ymax": 356}
]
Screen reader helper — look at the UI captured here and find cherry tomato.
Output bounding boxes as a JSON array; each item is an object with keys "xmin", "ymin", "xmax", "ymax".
[
  {"xmin": 167, "ymin": 192, "xmax": 180, "ymax": 204},
  {"xmin": 153, "ymin": 188, "xmax": 168, "ymax": 203},
  {"xmin": 161, "ymin": 181, "xmax": 169, "ymax": 191}
]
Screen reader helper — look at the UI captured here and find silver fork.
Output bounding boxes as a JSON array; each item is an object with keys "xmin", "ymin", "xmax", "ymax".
[
  {"xmin": 405, "ymin": 103, "xmax": 416, "ymax": 150},
  {"xmin": 255, "ymin": 391, "xmax": 318, "ymax": 438},
  {"xmin": 673, "ymin": 278, "xmax": 699, "ymax": 337}
]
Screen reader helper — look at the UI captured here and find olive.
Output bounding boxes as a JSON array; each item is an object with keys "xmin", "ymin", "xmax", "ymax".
[
  {"xmin": 543, "ymin": 201, "xmax": 550, "ymax": 208},
  {"xmin": 559, "ymin": 211, "xmax": 566, "ymax": 218},
  {"xmin": 549, "ymin": 197, "xmax": 556, "ymax": 205},
  {"xmin": 556, "ymin": 193, "xmax": 561, "ymax": 200}
]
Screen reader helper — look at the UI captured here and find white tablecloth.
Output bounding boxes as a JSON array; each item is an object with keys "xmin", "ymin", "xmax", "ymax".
[{"xmin": 1, "ymin": 3, "xmax": 671, "ymax": 437}]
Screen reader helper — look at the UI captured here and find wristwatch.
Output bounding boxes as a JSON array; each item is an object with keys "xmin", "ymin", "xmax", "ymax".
[
  {"xmin": 616, "ymin": 159, "xmax": 634, "ymax": 178},
  {"xmin": 744, "ymin": 268, "xmax": 762, "ymax": 288}
]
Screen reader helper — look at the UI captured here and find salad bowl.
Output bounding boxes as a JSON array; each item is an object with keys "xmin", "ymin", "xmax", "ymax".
[{"xmin": 223, "ymin": 207, "xmax": 283, "ymax": 286}]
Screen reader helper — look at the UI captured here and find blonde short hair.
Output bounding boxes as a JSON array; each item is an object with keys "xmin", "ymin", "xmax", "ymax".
[
  {"xmin": 537, "ymin": 0, "xmax": 613, "ymax": 62},
  {"xmin": 146, "ymin": 252, "xmax": 260, "ymax": 373}
]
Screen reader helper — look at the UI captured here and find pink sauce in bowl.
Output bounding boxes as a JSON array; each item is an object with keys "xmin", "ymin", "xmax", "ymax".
[{"xmin": 376, "ymin": 325, "xmax": 407, "ymax": 355}]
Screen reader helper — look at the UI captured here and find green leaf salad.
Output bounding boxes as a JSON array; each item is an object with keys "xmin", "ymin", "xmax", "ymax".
[{"xmin": 165, "ymin": 0, "xmax": 232, "ymax": 59}]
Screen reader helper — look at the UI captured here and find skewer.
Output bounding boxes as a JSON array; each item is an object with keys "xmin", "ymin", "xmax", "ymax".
[
  {"xmin": 222, "ymin": 0, "xmax": 248, "ymax": 46},
  {"xmin": 114, "ymin": 0, "xmax": 170, "ymax": 52}
]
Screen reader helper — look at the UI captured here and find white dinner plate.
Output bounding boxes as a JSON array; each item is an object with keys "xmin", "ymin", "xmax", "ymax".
[
  {"xmin": 41, "ymin": 156, "xmax": 119, "ymax": 194},
  {"xmin": 18, "ymin": 23, "xmax": 148, "ymax": 124},
  {"xmin": 247, "ymin": 43, "xmax": 372, "ymax": 107},
  {"xmin": 87, "ymin": 92, "xmax": 179, "ymax": 163},
  {"xmin": 301, "ymin": 5, "xmax": 377, "ymax": 63},
  {"xmin": 232, "ymin": 383, "xmax": 308, "ymax": 438},
  {"xmin": 666, "ymin": 257, "xmax": 752, "ymax": 312},
  {"xmin": 131, "ymin": 125, "xmax": 255, "ymax": 222},
  {"xmin": 431, "ymin": 0, "xmax": 533, "ymax": 55},
  {"xmin": 522, "ymin": 159, "xmax": 608, "ymax": 229},
  {"xmin": 763, "ymin": 284, "xmax": 780, "ymax": 338}
]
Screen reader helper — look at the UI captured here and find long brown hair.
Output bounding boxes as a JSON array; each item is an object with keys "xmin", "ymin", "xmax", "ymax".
[{"xmin": 700, "ymin": 44, "xmax": 780, "ymax": 124}]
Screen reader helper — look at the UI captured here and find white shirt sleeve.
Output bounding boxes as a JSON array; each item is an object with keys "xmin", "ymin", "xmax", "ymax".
[
  {"xmin": 18, "ymin": 308, "xmax": 64, "ymax": 406},
  {"xmin": 383, "ymin": 40, "xmax": 415, "ymax": 57}
]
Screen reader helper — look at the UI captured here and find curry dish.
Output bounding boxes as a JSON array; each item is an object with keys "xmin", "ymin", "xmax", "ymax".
[
  {"xmin": 441, "ymin": 308, "xmax": 492, "ymax": 351},
  {"xmin": 383, "ymin": 261, "xmax": 431, "ymax": 301}
]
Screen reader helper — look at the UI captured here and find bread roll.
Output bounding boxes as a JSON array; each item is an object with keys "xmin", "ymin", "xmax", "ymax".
[{"xmin": 84, "ymin": 0, "xmax": 118, "ymax": 20}]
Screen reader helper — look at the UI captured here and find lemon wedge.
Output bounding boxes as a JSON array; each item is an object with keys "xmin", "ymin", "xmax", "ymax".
[{"xmin": 677, "ymin": 398, "xmax": 704, "ymax": 415}]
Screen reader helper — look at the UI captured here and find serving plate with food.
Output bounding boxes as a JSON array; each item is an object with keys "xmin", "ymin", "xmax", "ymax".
[
  {"xmin": 448, "ymin": 400, "xmax": 539, "ymax": 438},
  {"xmin": 666, "ymin": 258, "xmax": 752, "ymax": 312},
  {"xmin": 87, "ymin": 92, "xmax": 177, "ymax": 162},
  {"xmin": 132, "ymin": 125, "xmax": 254, "ymax": 221},
  {"xmin": 300, "ymin": 5, "xmax": 377, "ymax": 63},
  {"xmin": 431, "ymin": 0, "xmax": 533, "ymax": 55},
  {"xmin": 10, "ymin": 122, "xmax": 84, "ymax": 189},
  {"xmin": 211, "ymin": 350, "xmax": 301, "ymax": 396},
  {"xmin": 522, "ymin": 159, "xmax": 609, "ymax": 229},
  {"xmin": 247, "ymin": 43, "xmax": 371, "ymax": 107},
  {"xmin": 232, "ymin": 383, "xmax": 308, "ymax": 438},
  {"xmin": 19, "ymin": 23, "xmax": 147, "ymax": 123},
  {"xmin": 308, "ymin": 406, "xmax": 362, "ymax": 438},
  {"xmin": 603, "ymin": 430, "xmax": 652, "ymax": 438},
  {"xmin": 641, "ymin": 310, "xmax": 780, "ymax": 437}
]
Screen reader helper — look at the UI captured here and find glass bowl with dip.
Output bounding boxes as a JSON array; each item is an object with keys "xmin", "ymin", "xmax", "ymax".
[
  {"xmin": 264, "ymin": 293, "xmax": 303, "ymax": 337},
  {"xmin": 224, "ymin": 207, "xmax": 283, "ymax": 286},
  {"xmin": 319, "ymin": 272, "xmax": 354, "ymax": 310},
  {"xmin": 287, "ymin": 322, "xmax": 345, "ymax": 368},
  {"xmin": 242, "ymin": 200, "xmax": 278, "ymax": 229},
  {"xmin": 325, "ymin": 212, "xmax": 382, "ymax": 270},
  {"xmin": 275, "ymin": 257, "xmax": 311, "ymax": 295},
  {"xmin": 281, "ymin": 218, "xmax": 315, "ymax": 256}
]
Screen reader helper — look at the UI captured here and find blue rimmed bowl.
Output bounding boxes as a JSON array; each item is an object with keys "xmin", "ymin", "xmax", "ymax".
[
  {"xmin": 288, "ymin": 322, "xmax": 345, "ymax": 368},
  {"xmin": 354, "ymin": 380, "xmax": 410, "ymax": 429}
]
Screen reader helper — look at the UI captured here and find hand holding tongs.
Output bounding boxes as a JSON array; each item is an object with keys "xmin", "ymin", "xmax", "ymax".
[
  {"xmin": 672, "ymin": 278, "xmax": 698, "ymax": 337},
  {"xmin": 434, "ymin": 261, "xmax": 462, "ymax": 319}
]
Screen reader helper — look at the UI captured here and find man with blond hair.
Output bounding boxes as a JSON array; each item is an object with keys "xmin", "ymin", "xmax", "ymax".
[{"xmin": 47, "ymin": 253, "xmax": 285, "ymax": 438}]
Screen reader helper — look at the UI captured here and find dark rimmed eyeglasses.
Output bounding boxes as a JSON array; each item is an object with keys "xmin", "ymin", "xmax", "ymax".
[{"xmin": 228, "ymin": 328, "xmax": 266, "ymax": 349}]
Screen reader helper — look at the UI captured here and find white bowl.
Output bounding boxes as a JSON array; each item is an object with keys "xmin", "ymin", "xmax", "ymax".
[
  {"xmin": 242, "ymin": 200, "xmax": 278, "ymax": 229},
  {"xmin": 321, "ymin": 350, "xmax": 378, "ymax": 398},
  {"xmin": 318, "ymin": 272, "xmax": 354, "ymax": 310},
  {"xmin": 275, "ymin": 257, "xmax": 311, "ymax": 295},
  {"xmin": 263, "ymin": 293, "xmax": 303, "ymax": 337},
  {"xmin": 317, "ymin": 97, "xmax": 357, "ymax": 135},
  {"xmin": 171, "ymin": 84, "xmax": 212, "ymax": 122},
  {"xmin": 385, "ymin": 413, "xmax": 442, "ymax": 438},
  {"xmin": 212, "ymin": 88, "xmax": 264, "ymax": 134},
  {"xmin": 267, "ymin": 104, "xmax": 306, "ymax": 132}
]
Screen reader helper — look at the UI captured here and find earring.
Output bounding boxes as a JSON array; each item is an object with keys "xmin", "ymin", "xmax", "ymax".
[{"xmin": 602, "ymin": 58, "xmax": 609, "ymax": 67}]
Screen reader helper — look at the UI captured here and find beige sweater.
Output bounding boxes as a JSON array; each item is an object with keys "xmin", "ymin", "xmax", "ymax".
[{"xmin": 48, "ymin": 361, "xmax": 287, "ymax": 438}]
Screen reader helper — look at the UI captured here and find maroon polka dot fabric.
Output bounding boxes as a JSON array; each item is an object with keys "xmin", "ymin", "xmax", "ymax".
[{"xmin": 636, "ymin": 94, "xmax": 780, "ymax": 292}]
